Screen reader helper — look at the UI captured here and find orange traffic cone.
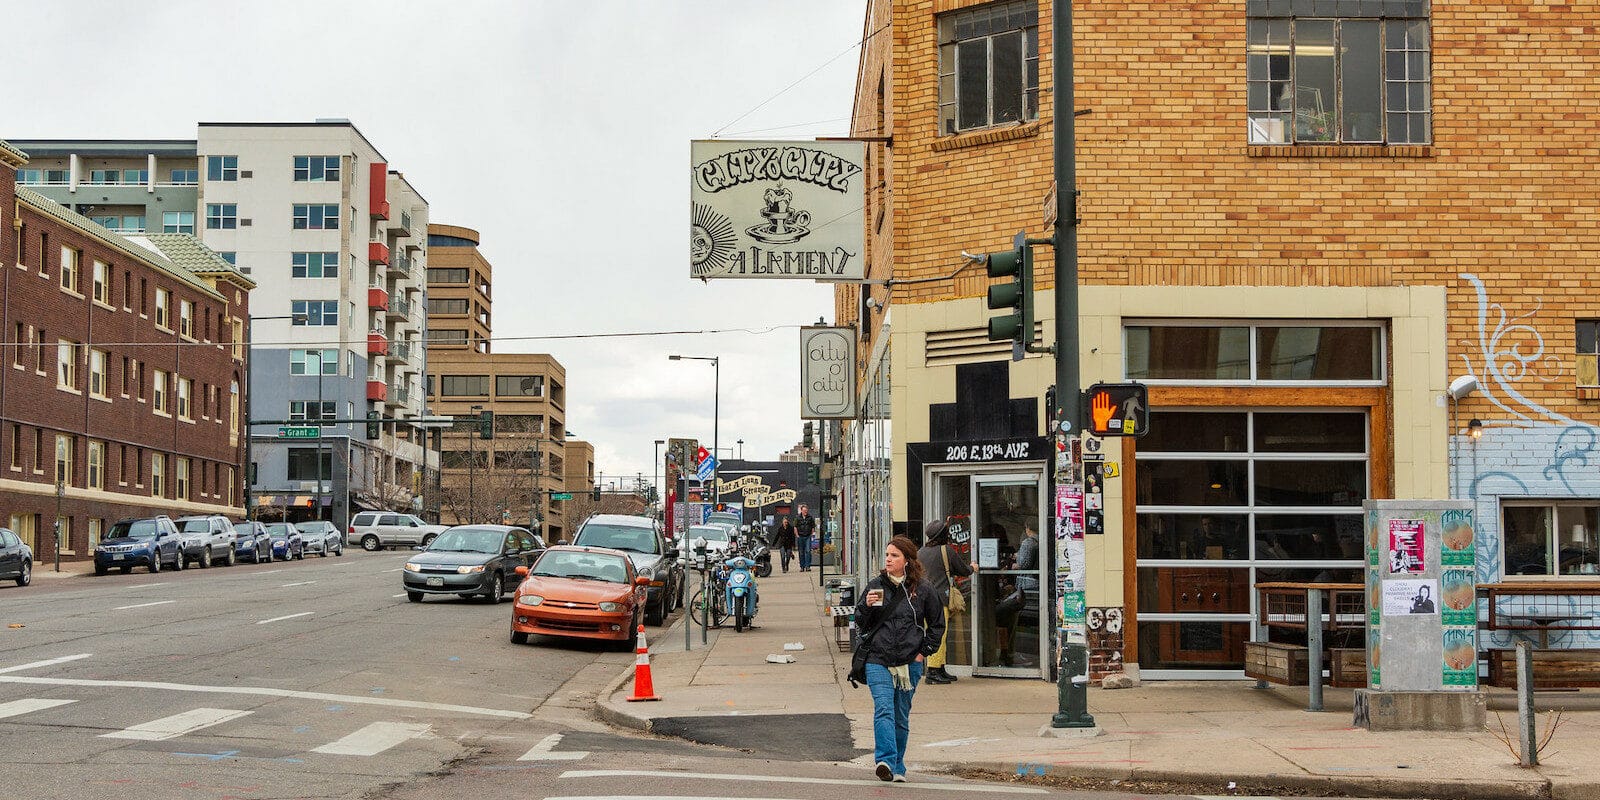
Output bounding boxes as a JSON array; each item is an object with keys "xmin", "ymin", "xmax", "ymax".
[{"xmin": 626, "ymin": 624, "xmax": 661, "ymax": 702}]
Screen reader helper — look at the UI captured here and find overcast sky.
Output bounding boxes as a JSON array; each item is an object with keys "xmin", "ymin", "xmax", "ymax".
[{"xmin": 3, "ymin": 1, "xmax": 867, "ymax": 487}]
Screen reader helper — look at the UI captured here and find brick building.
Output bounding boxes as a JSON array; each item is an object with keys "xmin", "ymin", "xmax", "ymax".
[
  {"xmin": 836, "ymin": 1, "xmax": 1599, "ymax": 680},
  {"xmin": 0, "ymin": 140, "xmax": 252, "ymax": 561}
]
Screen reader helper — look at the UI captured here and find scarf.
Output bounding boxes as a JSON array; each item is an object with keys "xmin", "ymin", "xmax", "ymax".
[{"xmin": 884, "ymin": 573, "xmax": 913, "ymax": 690}]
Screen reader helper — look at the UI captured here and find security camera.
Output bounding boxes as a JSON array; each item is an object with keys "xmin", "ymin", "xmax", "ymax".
[{"xmin": 1448, "ymin": 375, "xmax": 1478, "ymax": 400}]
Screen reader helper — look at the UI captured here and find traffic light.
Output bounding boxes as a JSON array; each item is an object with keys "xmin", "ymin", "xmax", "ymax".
[
  {"xmin": 591, "ymin": 484, "xmax": 602, "ymax": 501},
  {"xmin": 365, "ymin": 411, "xmax": 381, "ymax": 440},
  {"xmin": 1083, "ymin": 383, "xmax": 1151, "ymax": 437},
  {"xmin": 477, "ymin": 409, "xmax": 494, "ymax": 439},
  {"xmin": 984, "ymin": 231, "xmax": 1034, "ymax": 347},
  {"xmin": 806, "ymin": 463, "xmax": 820, "ymax": 484},
  {"xmin": 802, "ymin": 421, "xmax": 814, "ymax": 449}
]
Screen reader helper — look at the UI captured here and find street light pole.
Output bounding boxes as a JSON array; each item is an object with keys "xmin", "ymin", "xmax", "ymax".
[
  {"xmin": 469, "ymin": 404, "xmax": 483, "ymax": 524},
  {"xmin": 653, "ymin": 439, "xmax": 665, "ymax": 517},
  {"xmin": 315, "ymin": 351, "xmax": 327, "ymax": 522},
  {"xmin": 667, "ymin": 354, "xmax": 720, "ymax": 508}
]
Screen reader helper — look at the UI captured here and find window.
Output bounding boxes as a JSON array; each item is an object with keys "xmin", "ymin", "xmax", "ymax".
[
  {"xmin": 293, "ymin": 155, "xmax": 341, "ymax": 182},
  {"xmin": 154, "ymin": 288, "xmax": 170, "ymax": 329},
  {"xmin": 88, "ymin": 169, "xmax": 120, "ymax": 185},
  {"xmin": 292, "ymin": 204, "xmax": 340, "ymax": 230},
  {"xmin": 496, "ymin": 375, "xmax": 543, "ymax": 398},
  {"xmin": 1503, "ymin": 502, "xmax": 1600, "ymax": 577},
  {"xmin": 427, "ymin": 268, "xmax": 470, "ymax": 284},
  {"xmin": 937, "ymin": 0, "xmax": 1040, "ymax": 135},
  {"xmin": 287, "ymin": 448, "xmax": 332, "ymax": 481},
  {"xmin": 178, "ymin": 378, "xmax": 192, "ymax": 419},
  {"xmin": 87, "ymin": 441, "xmax": 104, "ymax": 490},
  {"xmin": 229, "ymin": 380, "xmax": 240, "ymax": 441},
  {"xmin": 8, "ymin": 424, "xmax": 18, "ymax": 470},
  {"xmin": 92, "ymin": 261, "xmax": 110, "ymax": 304},
  {"xmin": 32, "ymin": 429, "xmax": 43, "ymax": 473},
  {"xmin": 176, "ymin": 458, "xmax": 191, "ymax": 500},
  {"xmin": 431, "ymin": 329, "xmax": 468, "ymax": 346},
  {"xmin": 179, "ymin": 300, "xmax": 194, "ymax": 338},
  {"xmin": 441, "ymin": 375, "xmax": 490, "ymax": 396},
  {"xmin": 15, "ymin": 169, "xmax": 41, "ymax": 184},
  {"xmin": 55, "ymin": 434, "xmax": 73, "ymax": 485},
  {"xmin": 89, "ymin": 350, "xmax": 108, "ymax": 398},
  {"xmin": 206, "ymin": 155, "xmax": 238, "ymax": 181},
  {"xmin": 289, "ymin": 401, "xmax": 336, "ymax": 421},
  {"xmin": 291, "ymin": 252, "xmax": 340, "ymax": 278},
  {"xmin": 1577, "ymin": 321, "xmax": 1600, "ymax": 386},
  {"xmin": 89, "ymin": 518, "xmax": 103, "ymax": 548},
  {"xmin": 60, "ymin": 247, "xmax": 79, "ymax": 293},
  {"xmin": 218, "ymin": 252, "xmax": 237, "ymax": 265},
  {"xmin": 153, "ymin": 369, "xmax": 169, "ymax": 413},
  {"xmin": 1124, "ymin": 323, "xmax": 1383, "ymax": 383},
  {"xmin": 57, "ymin": 340, "xmax": 78, "ymax": 390},
  {"xmin": 226, "ymin": 467, "xmax": 235, "ymax": 506},
  {"xmin": 162, "ymin": 211, "xmax": 195, "ymax": 234},
  {"xmin": 125, "ymin": 169, "xmax": 148, "ymax": 184},
  {"xmin": 170, "ymin": 168, "xmax": 199, "ymax": 185},
  {"xmin": 151, "ymin": 452, "xmax": 165, "ymax": 497},
  {"xmin": 1246, "ymin": 1, "xmax": 1431, "ymax": 145},
  {"xmin": 428, "ymin": 298, "xmax": 469, "ymax": 315},
  {"xmin": 206, "ymin": 203, "xmax": 238, "ymax": 230},
  {"xmin": 291, "ymin": 301, "xmax": 339, "ymax": 327},
  {"xmin": 290, "ymin": 348, "xmax": 339, "ymax": 375}
]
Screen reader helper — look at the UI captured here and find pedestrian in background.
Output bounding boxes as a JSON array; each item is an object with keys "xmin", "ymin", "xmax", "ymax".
[
  {"xmin": 795, "ymin": 503, "xmax": 817, "ymax": 572},
  {"xmin": 856, "ymin": 535, "xmax": 944, "ymax": 783},
  {"xmin": 917, "ymin": 520, "xmax": 972, "ymax": 685},
  {"xmin": 774, "ymin": 517, "xmax": 797, "ymax": 573}
]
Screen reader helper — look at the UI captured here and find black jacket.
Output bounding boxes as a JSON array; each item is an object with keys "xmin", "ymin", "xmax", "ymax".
[
  {"xmin": 795, "ymin": 513, "xmax": 816, "ymax": 536},
  {"xmin": 775, "ymin": 525, "xmax": 796, "ymax": 548},
  {"xmin": 855, "ymin": 573, "xmax": 946, "ymax": 667}
]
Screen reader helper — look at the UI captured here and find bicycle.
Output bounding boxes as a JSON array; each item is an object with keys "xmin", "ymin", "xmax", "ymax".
[{"xmin": 688, "ymin": 586, "xmax": 729, "ymax": 628}]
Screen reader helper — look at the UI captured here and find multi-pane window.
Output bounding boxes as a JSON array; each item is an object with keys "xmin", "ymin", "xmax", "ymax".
[
  {"xmin": 290, "ymin": 349, "xmax": 340, "ymax": 375},
  {"xmin": 153, "ymin": 369, "xmax": 169, "ymax": 413},
  {"xmin": 178, "ymin": 378, "xmax": 193, "ymax": 419},
  {"xmin": 206, "ymin": 203, "xmax": 238, "ymax": 230},
  {"xmin": 89, "ymin": 518, "xmax": 103, "ymax": 547},
  {"xmin": 89, "ymin": 350, "xmax": 108, "ymax": 398},
  {"xmin": 1503, "ymin": 502, "xmax": 1600, "ymax": 577},
  {"xmin": 57, "ymin": 340, "xmax": 78, "ymax": 390},
  {"xmin": 1577, "ymin": 321, "xmax": 1600, "ymax": 387},
  {"xmin": 151, "ymin": 452, "xmax": 166, "ymax": 497},
  {"xmin": 206, "ymin": 155, "xmax": 238, "ymax": 181},
  {"xmin": 287, "ymin": 448, "xmax": 332, "ymax": 481},
  {"xmin": 60, "ymin": 247, "xmax": 79, "ymax": 293},
  {"xmin": 169, "ymin": 168, "xmax": 199, "ymax": 185},
  {"xmin": 229, "ymin": 381, "xmax": 240, "ymax": 441},
  {"xmin": 90, "ymin": 215, "xmax": 144, "ymax": 233},
  {"xmin": 290, "ymin": 401, "xmax": 337, "ymax": 421},
  {"xmin": 441, "ymin": 375, "xmax": 491, "ymax": 396},
  {"xmin": 154, "ymin": 288, "xmax": 170, "ymax": 328},
  {"xmin": 92, "ymin": 261, "xmax": 110, "ymax": 304},
  {"xmin": 428, "ymin": 298, "xmax": 470, "ymax": 315},
  {"xmin": 55, "ymin": 434, "xmax": 74, "ymax": 486},
  {"xmin": 163, "ymin": 211, "xmax": 195, "ymax": 234},
  {"xmin": 179, "ymin": 300, "xmax": 194, "ymax": 338},
  {"xmin": 291, "ymin": 252, "xmax": 340, "ymax": 278},
  {"xmin": 496, "ymin": 375, "xmax": 544, "ymax": 398},
  {"xmin": 293, "ymin": 155, "xmax": 341, "ymax": 182},
  {"xmin": 15, "ymin": 169, "xmax": 41, "ymax": 184},
  {"xmin": 89, "ymin": 168, "xmax": 147, "ymax": 184},
  {"xmin": 87, "ymin": 441, "xmax": 104, "ymax": 490},
  {"xmin": 176, "ymin": 458, "xmax": 191, "ymax": 501},
  {"xmin": 431, "ymin": 329, "xmax": 468, "ymax": 346},
  {"xmin": 291, "ymin": 300, "xmax": 339, "ymax": 327},
  {"xmin": 1246, "ymin": 1, "xmax": 1431, "ymax": 145},
  {"xmin": 427, "ymin": 268, "xmax": 470, "ymax": 284},
  {"xmin": 937, "ymin": 0, "xmax": 1040, "ymax": 135},
  {"xmin": 1125, "ymin": 323, "xmax": 1384, "ymax": 383},
  {"xmin": 292, "ymin": 204, "xmax": 340, "ymax": 230}
]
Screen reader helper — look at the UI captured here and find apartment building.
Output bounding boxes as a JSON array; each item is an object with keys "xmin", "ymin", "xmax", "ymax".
[
  {"xmin": 839, "ymin": 0, "xmax": 1599, "ymax": 681},
  {"xmin": 424, "ymin": 225, "xmax": 571, "ymax": 539},
  {"xmin": 0, "ymin": 140, "xmax": 252, "ymax": 561}
]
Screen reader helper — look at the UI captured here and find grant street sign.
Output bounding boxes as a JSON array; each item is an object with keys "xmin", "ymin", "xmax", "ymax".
[
  {"xmin": 278, "ymin": 426, "xmax": 320, "ymax": 439},
  {"xmin": 550, "ymin": 492, "xmax": 573, "ymax": 501}
]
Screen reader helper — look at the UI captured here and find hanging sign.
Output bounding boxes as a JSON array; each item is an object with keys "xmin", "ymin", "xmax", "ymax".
[{"xmin": 800, "ymin": 326, "xmax": 857, "ymax": 419}]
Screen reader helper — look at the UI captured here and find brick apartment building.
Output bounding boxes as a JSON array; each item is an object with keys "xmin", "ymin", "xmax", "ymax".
[
  {"xmin": 0, "ymin": 140, "xmax": 252, "ymax": 561},
  {"xmin": 836, "ymin": 0, "xmax": 1599, "ymax": 680}
]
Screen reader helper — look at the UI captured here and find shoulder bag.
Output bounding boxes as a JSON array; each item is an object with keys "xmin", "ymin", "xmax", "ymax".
[
  {"xmin": 941, "ymin": 545, "xmax": 966, "ymax": 613},
  {"xmin": 848, "ymin": 583, "xmax": 906, "ymax": 687}
]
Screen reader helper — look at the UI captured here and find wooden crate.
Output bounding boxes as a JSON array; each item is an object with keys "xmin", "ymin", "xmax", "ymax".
[
  {"xmin": 1244, "ymin": 641, "xmax": 1309, "ymax": 685},
  {"xmin": 1488, "ymin": 649, "xmax": 1600, "ymax": 689},
  {"xmin": 1330, "ymin": 648, "xmax": 1368, "ymax": 688}
]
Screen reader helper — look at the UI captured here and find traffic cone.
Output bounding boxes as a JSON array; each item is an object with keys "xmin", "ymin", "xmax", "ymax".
[{"xmin": 626, "ymin": 624, "xmax": 661, "ymax": 702}]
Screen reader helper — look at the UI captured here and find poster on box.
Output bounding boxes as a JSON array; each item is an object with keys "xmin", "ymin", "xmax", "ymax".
[
  {"xmin": 1388, "ymin": 519, "xmax": 1426, "ymax": 574},
  {"xmin": 1441, "ymin": 568, "xmax": 1476, "ymax": 626},
  {"xmin": 1382, "ymin": 578, "xmax": 1438, "ymax": 616},
  {"xmin": 1442, "ymin": 626, "xmax": 1478, "ymax": 686},
  {"xmin": 1441, "ymin": 509, "xmax": 1476, "ymax": 566}
]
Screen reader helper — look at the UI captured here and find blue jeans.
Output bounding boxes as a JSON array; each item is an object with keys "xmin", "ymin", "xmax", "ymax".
[
  {"xmin": 865, "ymin": 660, "xmax": 923, "ymax": 775},
  {"xmin": 797, "ymin": 536, "xmax": 813, "ymax": 569}
]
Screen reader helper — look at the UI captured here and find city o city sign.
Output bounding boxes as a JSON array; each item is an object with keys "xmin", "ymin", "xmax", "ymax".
[
  {"xmin": 690, "ymin": 140, "xmax": 866, "ymax": 281},
  {"xmin": 800, "ymin": 326, "xmax": 857, "ymax": 419}
]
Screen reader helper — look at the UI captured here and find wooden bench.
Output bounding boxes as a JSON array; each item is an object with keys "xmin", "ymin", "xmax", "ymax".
[
  {"xmin": 1329, "ymin": 647, "xmax": 1368, "ymax": 688},
  {"xmin": 1244, "ymin": 641, "xmax": 1309, "ymax": 685},
  {"xmin": 1487, "ymin": 649, "xmax": 1600, "ymax": 689}
]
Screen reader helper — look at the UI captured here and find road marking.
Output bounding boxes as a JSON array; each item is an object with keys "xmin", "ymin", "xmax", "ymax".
[
  {"xmin": 101, "ymin": 707, "xmax": 251, "ymax": 741},
  {"xmin": 557, "ymin": 770, "xmax": 1048, "ymax": 794},
  {"xmin": 127, "ymin": 582, "xmax": 169, "ymax": 589},
  {"xmin": 257, "ymin": 612, "xmax": 314, "ymax": 625},
  {"xmin": 0, "ymin": 654, "xmax": 93, "ymax": 674},
  {"xmin": 258, "ymin": 569, "xmax": 284, "ymax": 575},
  {"xmin": 113, "ymin": 600, "xmax": 176, "ymax": 611},
  {"xmin": 545, "ymin": 797, "xmax": 797, "ymax": 800},
  {"xmin": 0, "ymin": 675, "xmax": 531, "ymax": 719},
  {"xmin": 0, "ymin": 698, "xmax": 77, "ymax": 719},
  {"xmin": 381, "ymin": 568, "xmax": 403, "ymax": 573},
  {"xmin": 392, "ymin": 594, "xmax": 407, "ymax": 598},
  {"xmin": 311, "ymin": 721, "xmax": 430, "ymax": 756},
  {"xmin": 281, "ymin": 581, "xmax": 317, "ymax": 587},
  {"xmin": 518, "ymin": 733, "xmax": 589, "ymax": 761}
]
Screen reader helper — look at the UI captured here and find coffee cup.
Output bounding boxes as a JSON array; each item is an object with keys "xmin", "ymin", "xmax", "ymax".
[{"xmin": 866, "ymin": 589, "xmax": 884, "ymax": 606}]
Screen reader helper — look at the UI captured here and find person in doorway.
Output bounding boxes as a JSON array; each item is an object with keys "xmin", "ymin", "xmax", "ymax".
[
  {"xmin": 795, "ymin": 503, "xmax": 817, "ymax": 572},
  {"xmin": 856, "ymin": 536, "xmax": 944, "ymax": 783},
  {"xmin": 774, "ymin": 517, "xmax": 797, "ymax": 573},
  {"xmin": 918, "ymin": 520, "xmax": 973, "ymax": 685}
]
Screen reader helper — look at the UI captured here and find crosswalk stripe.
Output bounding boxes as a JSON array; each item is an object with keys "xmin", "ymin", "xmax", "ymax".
[
  {"xmin": 257, "ymin": 612, "xmax": 314, "ymax": 624},
  {"xmin": 0, "ymin": 654, "xmax": 93, "ymax": 674},
  {"xmin": 518, "ymin": 733, "xmax": 590, "ymax": 761},
  {"xmin": 113, "ymin": 600, "xmax": 176, "ymax": 611},
  {"xmin": 558, "ymin": 770, "xmax": 1049, "ymax": 794},
  {"xmin": 311, "ymin": 721, "xmax": 430, "ymax": 756},
  {"xmin": 101, "ymin": 708, "xmax": 251, "ymax": 741},
  {"xmin": 0, "ymin": 698, "xmax": 76, "ymax": 719}
]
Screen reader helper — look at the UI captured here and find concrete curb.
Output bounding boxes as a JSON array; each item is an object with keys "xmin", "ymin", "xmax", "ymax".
[{"xmin": 594, "ymin": 660, "xmax": 649, "ymax": 734}]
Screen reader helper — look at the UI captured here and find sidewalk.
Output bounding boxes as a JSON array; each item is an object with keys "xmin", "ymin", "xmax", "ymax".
[
  {"xmin": 598, "ymin": 566, "xmax": 1600, "ymax": 799},
  {"xmin": 27, "ymin": 558, "xmax": 95, "ymax": 580}
]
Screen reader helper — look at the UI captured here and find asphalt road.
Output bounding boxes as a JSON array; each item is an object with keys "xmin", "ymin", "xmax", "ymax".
[{"xmin": 0, "ymin": 552, "xmax": 1350, "ymax": 800}]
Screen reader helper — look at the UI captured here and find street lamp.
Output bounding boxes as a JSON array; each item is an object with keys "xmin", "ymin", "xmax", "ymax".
[
  {"xmin": 736, "ymin": 439, "xmax": 744, "ymax": 460},
  {"xmin": 668, "ymin": 355, "xmax": 720, "ymax": 506},
  {"xmin": 468, "ymin": 404, "xmax": 484, "ymax": 524},
  {"xmin": 309, "ymin": 350, "xmax": 329, "ymax": 522}
]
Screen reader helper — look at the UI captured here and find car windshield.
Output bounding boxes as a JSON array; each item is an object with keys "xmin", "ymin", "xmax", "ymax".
[
  {"xmin": 427, "ymin": 528, "xmax": 504, "ymax": 554},
  {"xmin": 574, "ymin": 523, "xmax": 658, "ymax": 555},
  {"xmin": 689, "ymin": 525, "xmax": 729, "ymax": 543},
  {"xmin": 296, "ymin": 522, "xmax": 329, "ymax": 533},
  {"xmin": 266, "ymin": 524, "xmax": 295, "ymax": 536},
  {"xmin": 109, "ymin": 520, "xmax": 158, "ymax": 539},
  {"xmin": 179, "ymin": 519, "xmax": 210, "ymax": 533},
  {"xmin": 532, "ymin": 551, "xmax": 629, "ymax": 583}
]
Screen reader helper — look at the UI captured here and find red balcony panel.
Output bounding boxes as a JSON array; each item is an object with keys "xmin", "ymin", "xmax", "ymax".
[
  {"xmin": 367, "ymin": 287, "xmax": 389, "ymax": 310},
  {"xmin": 369, "ymin": 162, "xmax": 390, "ymax": 219},
  {"xmin": 367, "ymin": 331, "xmax": 389, "ymax": 356},
  {"xmin": 368, "ymin": 241, "xmax": 390, "ymax": 265},
  {"xmin": 366, "ymin": 379, "xmax": 388, "ymax": 401}
]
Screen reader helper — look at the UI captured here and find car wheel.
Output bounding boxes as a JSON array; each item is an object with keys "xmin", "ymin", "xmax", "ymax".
[
  {"xmin": 199, "ymin": 547, "xmax": 211, "ymax": 569},
  {"xmin": 486, "ymin": 572, "xmax": 505, "ymax": 604},
  {"xmin": 17, "ymin": 559, "xmax": 31, "ymax": 587},
  {"xmin": 421, "ymin": 534, "xmax": 437, "ymax": 548},
  {"xmin": 362, "ymin": 535, "xmax": 381, "ymax": 552},
  {"xmin": 223, "ymin": 546, "xmax": 236, "ymax": 567},
  {"xmin": 149, "ymin": 553, "xmax": 161, "ymax": 574},
  {"xmin": 407, "ymin": 591, "xmax": 423, "ymax": 603},
  {"xmin": 613, "ymin": 610, "xmax": 640, "ymax": 652},
  {"xmin": 645, "ymin": 593, "xmax": 665, "ymax": 627},
  {"xmin": 94, "ymin": 563, "xmax": 108, "ymax": 577},
  {"xmin": 510, "ymin": 629, "xmax": 529, "ymax": 645},
  {"xmin": 176, "ymin": 550, "xmax": 186, "ymax": 571},
  {"xmin": 335, "ymin": 543, "xmax": 343, "ymax": 556},
  {"xmin": 294, "ymin": 547, "xmax": 304, "ymax": 560}
]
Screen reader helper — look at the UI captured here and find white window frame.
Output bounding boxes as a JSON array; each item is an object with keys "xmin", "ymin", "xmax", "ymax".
[
  {"xmin": 56, "ymin": 340, "xmax": 79, "ymax": 390},
  {"xmin": 154, "ymin": 288, "xmax": 170, "ymax": 330},
  {"xmin": 92, "ymin": 260, "xmax": 110, "ymax": 304},
  {"xmin": 291, "ymin": 252, "xmax": 340, "ymax": 278},
  {"xmin": 176, "ymin": 458, "xmax": 191, "ymax": 501},
  {"xmin": 162, "ymin": 211, "xmax": 195, "ymax": 234},
  {"xmin": 292, "ymin": 204, "xmax": 340, "ymax": 230},
  {"xmin": 179, "ymin": 300, "xmax": 194, "ymax": 338},
  {"xmin": 293, "ymin": 155, "xmax": 341, "ymax": 182},
  {"xmin": 88, "ymin": 349, "xmax": 108, "ymax": 398},
  {"xmin": 60, "ymin": 247, "xmax": 79, "ymax": 293},
  {"xmin": 206, "ymin": 203, "xmax": 238, "ymax": 230},
  {"xmin": 153, "ymin": 369, "xmax": 169, "ymax": 414},
  {"xmin": 151, "ymin": 452, "xmax": 165, "ymax": 497},
  {"xmin": 206, "ymin": 155, "xmax": 238, "ymax": 181},
  {"xmin": 177, "ymin": 377, "xmax": 193, "ymax": 420},
  {"xmin": 87, "ymin": 441, "xmax": 104, "ymax": 490},
  {"xmin": 54, "ymin": 434, "xmax": 73, "ymax": 485}
]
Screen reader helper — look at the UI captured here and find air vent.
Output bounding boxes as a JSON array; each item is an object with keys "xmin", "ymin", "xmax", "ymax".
[
  {"xmin": 240, "ymin": 170, "xmax": 252, "ymax": 178},
  {"xmin": 925, "ymin": 323, "xmax": 1046, "ymax": 367},
  {"xmin": 240, "ymin": 219, "xmax": 252, "ymax": 227}
]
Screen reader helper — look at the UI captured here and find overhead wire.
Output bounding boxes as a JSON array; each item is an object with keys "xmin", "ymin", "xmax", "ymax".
[
  {"xmin": 0, "ymin": 324, "xmax": 806, "ymax": 351},
  {"xmin": 710, "ymin": 22, "xmax": 891, "ymax": 139}
]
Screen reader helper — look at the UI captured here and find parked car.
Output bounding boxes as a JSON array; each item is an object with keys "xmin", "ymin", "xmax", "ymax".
[
  {"xmin": 297, "ymin": 520, "xmax": 343, "ymax": 557},
  {"xmin": 509, "ymin": 545, "xmax": 649, "ymax": 650},
  {"xmin": 94, "ymin": 517, "xmax": 183, "ymax": 575},
  {"xmin": 234, "ymin": 521, "xmax": 271, "ymax": 563},
  {"xmin": 264, "ymin": 522, "xmax": 304, "ymax": 561},
  {"xmin": 685, "ymin": 523, "xmax": 734, "ymax": 564},
  {"xmin": 572, "ymin": 514, "xmax": 683, "ymax": 626},
  {"xmin": 174, "ymin": 515, "xmax": 238, "ymax": 568},
  {"xmin": 348, "ymin": 511, "xmax": 447, "ymax": 552},
  {"xmin": 402, "ymin": 525, "xmax": 544, "ymax": 603},
  {"xmin": 0, "ymin": 528, "xmax": 32, "ymax": 587}
]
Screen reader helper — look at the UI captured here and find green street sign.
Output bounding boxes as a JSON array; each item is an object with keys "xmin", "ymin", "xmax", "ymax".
[
  {"xmin": 550, "ymin": 492, "xmax": 573, "ymax": 501},
  {"xmin": 279, "ymin": 426, "xmax": 320, "ymax": 439}
]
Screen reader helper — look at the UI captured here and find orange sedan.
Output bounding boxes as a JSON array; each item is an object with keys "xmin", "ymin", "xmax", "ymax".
[{"xmin": 509, "ymin": 545, "xmax": 648, "ymax": 651}]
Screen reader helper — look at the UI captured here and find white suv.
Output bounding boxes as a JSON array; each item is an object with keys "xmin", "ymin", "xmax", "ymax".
[{"xmin": 347, "ymin": 512, "xmax": 447, "ymax": 551}]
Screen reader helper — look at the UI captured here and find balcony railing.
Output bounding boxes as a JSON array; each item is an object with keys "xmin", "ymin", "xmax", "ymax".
[
  {"xmin": 388, "ymin": 297, "xmax": 411, "ymax": 318},
  {"xmin": 391, "ymin": 341, "xmax": 411, "ymax": 363}
]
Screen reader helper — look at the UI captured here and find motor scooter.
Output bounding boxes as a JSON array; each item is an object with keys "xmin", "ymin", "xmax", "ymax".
[
  {"xmin": 723, "ymin": 554, "xmax": 759, "ymax": 632},
  {"xmin": 741, "ymin": 525, "xmax": 773, "ymax": 578}
]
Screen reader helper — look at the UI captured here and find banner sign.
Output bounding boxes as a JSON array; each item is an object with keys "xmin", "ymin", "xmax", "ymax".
[
  {"xmin": 800, "ymin": 326, "xmax": 857, "ymax": 419},
  {"xmin": 690, "ymin": 140, "xmax": 866, "ymax": 281}
]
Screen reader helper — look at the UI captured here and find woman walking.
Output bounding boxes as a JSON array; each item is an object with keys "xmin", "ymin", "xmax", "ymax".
[
  {"xmin": 855, "ymin": 535, "xmax": 945, "ymax": 782},
  {"xmin": 774, "ymin": 518, "xmax": 797, "ymax": 573},
  {"xmin": 917, "ymin": 520, "xmax": 973, "ymax": 684}
]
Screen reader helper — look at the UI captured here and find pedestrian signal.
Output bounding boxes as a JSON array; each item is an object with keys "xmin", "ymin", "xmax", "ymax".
[{"xmin": 1083, "ymin": 383, "xmax": 1150, "ymax": 437}]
